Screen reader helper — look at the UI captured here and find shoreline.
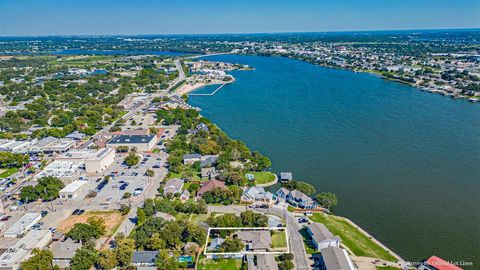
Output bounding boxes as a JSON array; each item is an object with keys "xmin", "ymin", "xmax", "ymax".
[{"xmin": 175, "ymin": 79, "xmax": 235, "ymax": 96}]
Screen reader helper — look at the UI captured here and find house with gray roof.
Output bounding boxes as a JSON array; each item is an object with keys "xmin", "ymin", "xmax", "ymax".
[
  {"xmin": 51, "ymin": 238, "xmax": 82, "ymax": 269},
  {"xmin": 241, "ymin": 186, "xmax": 275, "ymax": 206},
  {"xmin": 287, "ymin": 189, "xmax": 317, "ymax": 209},
  {"xmin": 317, "ymin": 246, "xmax": 356, "ymax": 270},
  {"xmin": 163, "ymin": 178, "xmax": 184, "ymax": 196},
  {"xmin": 132, "ymin": 251, "xmax": 159, "ymax": 266},
  {"xmin": 306, "ymin": 222, "xmax": 341, "ymax": 250},
  {"xmin": 236, "ymin": 230, "xmax": 272, "ymax": 252},
  {"xmin": 183, "ymin": 153, "xmax": 202, "ymax": 164}
]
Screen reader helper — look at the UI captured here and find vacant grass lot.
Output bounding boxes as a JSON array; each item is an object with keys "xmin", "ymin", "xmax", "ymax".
[
  {"xmin": 199, "ymin": 258, "xmax": 243, "ymax": 270},
  {"xmin": 248, "ymin": 171, "xmax": 276, "ymax": 185},
  {"xmin": 310, "ymin": 213, "xmax": 397, "ymax": 262},
  {"xmin": 271, "ymin": 230, "xmax": 288, "ymax": 248},
  {"xmin": 58, "ymin": 210, "xmax": 125, "ymax": 236}
]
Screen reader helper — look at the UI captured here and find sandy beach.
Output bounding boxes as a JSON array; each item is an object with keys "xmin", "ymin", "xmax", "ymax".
[{"xmin": 176, "ymin": 79, "xmax": 234, "ymax": 96}]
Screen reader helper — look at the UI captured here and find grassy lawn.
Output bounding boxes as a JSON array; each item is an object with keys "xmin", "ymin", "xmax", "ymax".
[
  {"xmin": 0, "ymin": 168, "xmax": 19, "ymax": 178},
  {"xmin": 310, "ymin": 213, "xmax": 397, "ymax": 262},
  {"xmin": 199, "ymin": 258, "xmax": 242, "ymax": 270},
  {"xmin": 376, "ymin": 267, "xmax": 401, "ymax": 270},
  {"xmin": 248, "ymin": 171, "xmax": 276, "ymax": 185},
  {"xmin": 271, "ymin": 230, "xmax": 287, "ymax": 248},
  {"xmin": 190, "ymin": 214, "xmax": 209, "ymax": 223}
]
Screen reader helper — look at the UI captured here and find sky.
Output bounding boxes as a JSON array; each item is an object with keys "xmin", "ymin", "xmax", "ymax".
[{"xmin": 0, "ymin": 0, "xmax": 479, "ymax": 36}]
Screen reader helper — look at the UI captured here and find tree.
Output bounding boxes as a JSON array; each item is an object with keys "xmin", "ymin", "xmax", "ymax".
[
  {"xmin": 70, "ymin": 246, "xmax": 98, "ymax": 270},
  {"xmin": 116, "ymin": 238, "xmax": 135, "ymax": 267},
  {"xmin": 87, "ymin": 215, "xmax": 106, "ymax": 235},
  {"xmin": 120, "ymin": 204, "xmax": 131, "ymax": 215},
  {"xmin": 160, "ymin": 222, "xmax": 183, "ymax": 249},
  {"xmin": 155, "ymin": 251, "xmax": 178, "ymax": 270},
  {"xmin": 220, "ymin": 238, "xmax": 244, "ymax": 252},
  {"xmin": 146, "ymin": 233, "xmax": 166, "ymax": 250},
  {"xmin": 145, "ymin": 169, "xmax": 155, "ymax": 177},
  {"xmin": 20, "ymin": 185, "xmax": 39, "ymax": 203},
  {"xmin": 282, "ymin": 180, "xmax": 316, "ymax": 195},
  {"xmin": 66, "ymin": 223, "xmax": 101, "ymax": 242},
  {"xmin": 240, "ymin": 211, "xmax": 268, "ymax": 227},
  {"xmin": 316, "ymin": 192, "xmax": 338, "ymax": 210},
  {"xmin": 137, "ymin": 208, "xmax": 146, "ymax": 225},
  {"xmin": 20, "ymin": 249, "xmax": 54, "ymax": 270},
  {"xmin": 124, "ymin": 152, "xmax": 140, "ymax": 166},
  {"xmin": 97, "ymin": 249, "xmax": 117, "ymax": 270}
]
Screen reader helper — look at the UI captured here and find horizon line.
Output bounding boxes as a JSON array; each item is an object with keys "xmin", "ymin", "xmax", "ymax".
[{"xmin": 1, "ymin": 27, "xmax": 479, "ymax": 38}]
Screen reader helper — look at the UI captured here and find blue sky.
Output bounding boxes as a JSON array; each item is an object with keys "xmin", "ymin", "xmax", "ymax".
[{"xmin": 0, "ymin": 0, "xmax": 479, "ymax": 36}]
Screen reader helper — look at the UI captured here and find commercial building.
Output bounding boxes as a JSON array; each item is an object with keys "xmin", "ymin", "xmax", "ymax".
[
  {"xmin": 55, "ymin": 148, "xmax": 115, "ymax": 174},
  {"xmin": 34, "ymin": 161, "xmax": 83, "ymax": 183},
  {"xmin": 85, "ymin": 148, "xmax": 115, "ymax": 174},
  {"xmin": 0, "ymin": 230, "xmax": 52, "ymax": 270},
  {"xmin": 59, "ymin": 180, "xmax": 89, "ymax": 200},
  {"xmin": 3, "ymin": 213, "xmax": 42, "ymax": 238},
  {"xmin": 27, "ymin": 137, "xmax": 75, "ymax": 154},
  {"xmin": 106, "ymin": 134, "xmax": 157, "ymax": 152},
  {"xmin": 0, "ymin": 140, "xmax": 32, "ymax": 153}
]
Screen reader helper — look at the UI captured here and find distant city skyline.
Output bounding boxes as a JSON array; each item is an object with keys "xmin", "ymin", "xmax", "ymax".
[{"xmin": 1, "ymin": 0, "xmax": 479, "ymax": 36}]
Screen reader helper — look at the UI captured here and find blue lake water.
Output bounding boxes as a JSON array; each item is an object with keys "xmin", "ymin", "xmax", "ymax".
[{"xmin": 189, "ymin": 55, "xmax": 480, "ymax": 267}]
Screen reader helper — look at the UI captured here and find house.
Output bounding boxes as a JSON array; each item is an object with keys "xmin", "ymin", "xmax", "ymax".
[
  {"xmin": 163, "ymin": 178, "xmax": 184, "ymax": 196},
  {"xmin": 418, "ymin": 256, "xmax": 463, "ymax": 270},
  {"xmin": 196, "ymin": 179, "xmax": 226, "ymax": 197},
  {"xmin": 275, "ymin": 188, "xmax": 290, "ymax": 200},
  {"xmin": 179, "ymin": 189, "xmax": 190, "ymax": 202},
  {"xmin": 200, "ymin": 155, "xmax": 218, "ymax": 167},
  {"xmin": 241, "ymin": 186, "xmax": 275, "ymax": 206},
  {"xmin": 183, "ymin": 154, "xmax": 202, "ymax": 165},
  {"xmin": 306, "ymin": 222, "xmax": 341, "ymax": 250},
  {"xmin": 280, "ymin": 189, "xmax": 317, "ymax": 209},
  {"xmin": 189, "ymin": 123, "xmax": 209, "ymax": 135},
  {"xmin": 51, "ymin": 238, "xmax": 82, "ymax": 269},
  {"xmin": 317, "ymin": 246, "xmax": 356, "ymax": 270},
  {"xmin": 280, "ymin": 172, "xmax": 292, "ymax": 182},
  {"xmin": 201, "ymin": 167, "xmax": 220, "ymax": 180},
  {"xmin": 132, "ymin": 251, "xmax": 159, "ymax": 267},
  {"xmin": 106, "ymin": 134, "xmax": 157, "ymax": 152},
  {"xmin": 236, "ymin": 230, "xmax": 272, "ymax": 252}
]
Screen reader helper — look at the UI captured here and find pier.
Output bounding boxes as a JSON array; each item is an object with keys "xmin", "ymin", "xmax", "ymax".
[{"xmin": 188, "ymin": 83, "xmax": 227, "ymax": 96}]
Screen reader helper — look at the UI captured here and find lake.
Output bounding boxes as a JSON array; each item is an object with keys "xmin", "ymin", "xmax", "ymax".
[{"xmin": 189, "ymin": 55, "xmax": 480, "ymax": 267}]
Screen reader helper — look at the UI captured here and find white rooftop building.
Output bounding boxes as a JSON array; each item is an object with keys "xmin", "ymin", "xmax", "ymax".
[
  {"xmin": 0, "ymin": 230, "xmax": 51, "ymax": 270},
  {"xmin": 34, "ymin": 161, "xmax": 83, "ymax": 183},
  {"xmin": 55, "ymin": 148, "xmax": 115, "ymax": 175},
  {"xmin": 59, "ymin": 180, "xmax": 89, "ymax": 200},
  {"xmin": 3, "ymin": 213, "xmax": 42, "ymax": 238}
]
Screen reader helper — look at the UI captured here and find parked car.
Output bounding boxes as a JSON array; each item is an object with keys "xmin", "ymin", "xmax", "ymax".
[
  {"xmin": 72, "ymin": 209, "xmax": 84, "ymax": 215},
  {"xmin": 41, "ymin": 210, "xmax": 48, "ymax": 217}
]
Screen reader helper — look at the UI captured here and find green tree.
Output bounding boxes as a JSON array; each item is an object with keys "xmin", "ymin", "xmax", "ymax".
[
  {"xmin": 20, "ymin": 249, "xmax": 54, "ymax": 270},
  {"xmin": 66, "ymin": 223, "xmax": 101, "ymax": 242},
  {"xmin": 316, "ymin": 192, "xmax": 338, "ymax": 210},
  {"xmin": 145, "ymin": 169, "xmax": 155, "ymax": 177},
  {"xmin": 220, "ymin": 238, "xmax": 244, "ymax": 252},
  {"xmin": 20, "ymin": 185, "xmax": 39, "ymax": 203},
  {"xmin": 87, "ymin": 215, "xmax": 107, "ymax": 235},
  {"xmin": 137, "ymin": 208, "xmax": 146, "ymax": 225},
  {"xmin": 155, "ymin": 251, "xmax": 178, "ymax": 270},
  {"xmin": 124, "ymin": 152, "xmax": 140, "ymax": 166},
  {"xmin": 70, "ymin": 246, "xmax": 98, "ymax": 270},
  {"xmin": 97, "ymin": 249, "xmax": 117, "ymax": 270},
  {"xmin": 116, "ymin": 238, "xmax": 135, "ymax": 267}
]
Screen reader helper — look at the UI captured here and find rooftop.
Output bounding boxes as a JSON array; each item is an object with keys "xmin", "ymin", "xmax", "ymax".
[
  {"xmin": 320, "ymin": 246, "xmax": 355, "ymax": 270},
  {"xmin": 107, "ymin": 134, "xmax": 156, "ymax": 144},
  {"xmin": 307, "ymin": 222, "xmax": 340, "ymax": 244},
  {"xmin": 59, "ymin": 180, "xmax": 88, "ymax": 193}
]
